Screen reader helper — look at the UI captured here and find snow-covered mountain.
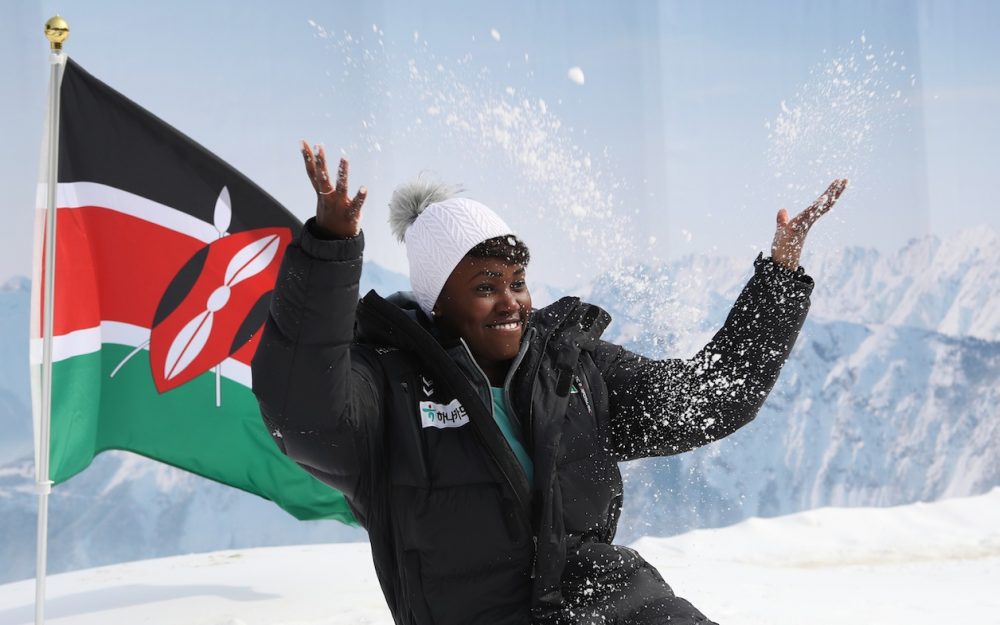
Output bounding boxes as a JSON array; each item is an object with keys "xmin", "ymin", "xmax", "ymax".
[
  {"xmin": 615, "ymin": 319, "xmax": 1000, "ymax": 540},
  {"xmin": 2, "ymin": 489, "xmax": 998, "ymax": 625},
  {"xmin": 587, "ymin": 225, "xmax": 1000, "ymax": 350},
  {"xmin": 588, "ymin": 227, "xmax": 1000, "ymax": 540},
  {"xmin": 1, "ymin": 228, "xmax": 998, "ymax": 582},
  {"xmin": 807, "ymin": 227, "xmax": 1000, "ymax": 340}
]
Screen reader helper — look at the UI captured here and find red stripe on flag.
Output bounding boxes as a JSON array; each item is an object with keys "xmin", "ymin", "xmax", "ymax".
[{"xmin": 42, "ymin": 205, "xmax": 206, "ymax": 338}]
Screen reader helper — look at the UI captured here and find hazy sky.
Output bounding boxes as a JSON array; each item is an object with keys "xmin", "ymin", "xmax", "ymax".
[{"xmin": 2, "ymin": 1, "xmax": 998, "ymax": 287}]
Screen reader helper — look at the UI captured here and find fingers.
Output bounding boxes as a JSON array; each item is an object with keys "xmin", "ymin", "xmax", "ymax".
[
  {"xmin": 819, "ymin": 178, "xmax": 848, "ymax": 213},
  {"xmin": 794, "ymin": 178, "xmax": 848, "ymax": 230},
  {"xmin": 303, "ymin": 141, "xmax": 339, "ymax": 195},
  {"xmin": 302, "ymin": 140, "xmax": 366, "ymax": 210},
  {"xmin": 772, "ymin": 178, "xmax": 847, "ymax": 267},
  {"xmin": 315, "ymin": 144, "xmax": 331, "ymax": 186},
  {"xmin": 811, "ymin": 178, "xmax": 848, "ymax": 214},
  {"xmin": 776, "ymin": 208, "xmax": 789, "ymax": 227},
  {"xmin": 336, "ymin": 157, "xmax": 349, "ymax": 195},
  {"xmin": 301, "ymin": 140, "xmax": 334, "ymax": 194},
  {"xmin": 301, "ymin": 140, "xmax": 317, "ymax": 181},
  {"xmin": 352, "ymin": 186, "xmax": 368, "ymax": 211}
]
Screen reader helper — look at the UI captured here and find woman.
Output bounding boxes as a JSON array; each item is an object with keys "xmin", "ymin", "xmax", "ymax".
[{"xmin": 251, "ymin": 141, "xmax": 847, "ymax": 624}]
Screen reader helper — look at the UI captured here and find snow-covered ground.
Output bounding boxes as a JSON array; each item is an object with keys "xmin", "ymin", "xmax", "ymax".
[{"xmin": 1, "ymin": 489, "xmax": 997, "ymax": 625}]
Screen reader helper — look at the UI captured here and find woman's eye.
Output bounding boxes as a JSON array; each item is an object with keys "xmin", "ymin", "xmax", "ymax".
[
  {"xmin": 512, "ymin": 281, "xmax": 526, "ymax": 290},
  {"xmin": 476, "ymin": 284, "xmax": 494, "ymax": 293}
]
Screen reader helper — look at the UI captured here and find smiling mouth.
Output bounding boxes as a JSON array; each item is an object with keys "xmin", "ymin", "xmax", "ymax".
[{"xmin": 486, "ymin": 320, "xmax": 522, "ymax": 331}]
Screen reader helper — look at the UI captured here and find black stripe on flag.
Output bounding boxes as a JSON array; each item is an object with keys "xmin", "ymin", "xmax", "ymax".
[{"xmin": 58, "ymin": 58, "xmax": 301, "ymax": 236}]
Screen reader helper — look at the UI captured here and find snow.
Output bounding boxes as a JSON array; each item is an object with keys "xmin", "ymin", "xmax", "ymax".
[
  {"xmin": 309, "ymin": 18, "xmax": 677, "ymax": 302},
  {"xmin": 766, "ymin": 36, "xmax": 914, "ymax": 208},
  {"xmin": 1, "ymin": 489, "xmax": 997, "ymax": 625}
]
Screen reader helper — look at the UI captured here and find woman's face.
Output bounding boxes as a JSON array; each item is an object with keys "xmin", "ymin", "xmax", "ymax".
[{"xmin": 433, "ymin": 255, "xmax": 532, "ymax": 377}]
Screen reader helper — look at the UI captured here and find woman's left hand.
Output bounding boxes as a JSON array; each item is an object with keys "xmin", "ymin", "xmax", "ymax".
[{"xmin": 771, "ymin": 178, "xmax": 848, "ymax": 270}]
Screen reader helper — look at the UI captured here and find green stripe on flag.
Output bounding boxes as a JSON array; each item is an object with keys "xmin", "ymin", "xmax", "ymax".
[{"xmin": 50, "ymin": 343, "xmax": 357, "ymax": 525}]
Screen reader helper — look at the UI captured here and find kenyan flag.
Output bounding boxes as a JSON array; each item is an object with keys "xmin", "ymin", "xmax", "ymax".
[{"xmin": 31, "ymin": 58, "xmax": 355, "ymax": 523}]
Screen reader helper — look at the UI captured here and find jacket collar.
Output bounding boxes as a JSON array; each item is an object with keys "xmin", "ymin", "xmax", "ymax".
[
  {"xmin": 355, "ymin": 290, "xmax": 438, "ymax": 346},
  {"xmin": 356, "ymin": 291, "xmax": 611, "ymax": 354},
  {"xmin": 521, "ymin": 296, "xmax": 612, "ymax": 356}
]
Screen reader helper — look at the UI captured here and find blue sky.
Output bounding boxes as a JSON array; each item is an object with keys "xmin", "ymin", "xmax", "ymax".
[{"xmin": 2, "ymin": 1, "xmax": 998, "ymax": 287}]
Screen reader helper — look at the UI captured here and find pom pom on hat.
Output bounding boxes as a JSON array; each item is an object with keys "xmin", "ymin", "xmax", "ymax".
[
  {"xmin": 388, "ymin": 179, "xmax": 462, "ymax": 242},
  {"xmin": 388, "ymin": 179, "xmax": 514, "ymax": 317}
]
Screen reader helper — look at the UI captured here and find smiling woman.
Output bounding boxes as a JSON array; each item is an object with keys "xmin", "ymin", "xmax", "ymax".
[
  {"xmin": 434, "ymin": 253, "xmax": 532, "ymax": 385},
  {"xmin": 250, "ymin": 140, "xmax": 845, "ymax": 624}
]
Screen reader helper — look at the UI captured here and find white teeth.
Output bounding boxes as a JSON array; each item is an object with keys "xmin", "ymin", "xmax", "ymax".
[{"xmin": 488, "ymin": 321, "xmax": 520, "ymax": 330}]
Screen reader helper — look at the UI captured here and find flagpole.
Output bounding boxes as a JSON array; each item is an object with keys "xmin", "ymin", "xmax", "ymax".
[{"xmin": 35, "ymin": 16, "xmax": 69, "ymax": 625}]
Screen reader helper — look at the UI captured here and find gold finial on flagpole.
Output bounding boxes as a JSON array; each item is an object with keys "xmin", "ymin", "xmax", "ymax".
[{"xmin": 44, "ymin": 16, "xmax": 70, "ymax": 51}]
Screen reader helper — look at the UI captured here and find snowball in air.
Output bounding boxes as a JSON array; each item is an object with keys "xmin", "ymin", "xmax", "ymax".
[
  {"xmin": 567, "ymin": 66, "xmax": 585, "ymax": 85},
  {"xmin": 490, "ymin": 28, "xmax": 501, "ymax": 42}
]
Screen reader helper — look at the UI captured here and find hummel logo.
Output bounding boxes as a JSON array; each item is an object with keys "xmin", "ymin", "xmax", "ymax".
[{"xmin": 421, "ymin": 375, "xmax": 434, "ymax": 397}]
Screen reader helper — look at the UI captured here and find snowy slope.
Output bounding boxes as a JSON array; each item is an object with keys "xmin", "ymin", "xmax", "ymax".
[
  {"xmin": 0, "ymin": 453, "xmax": 367, "ymax": 585},
  {"xmin": 0, "ymin": 489, "xmax": 997, "ymax": 625}
]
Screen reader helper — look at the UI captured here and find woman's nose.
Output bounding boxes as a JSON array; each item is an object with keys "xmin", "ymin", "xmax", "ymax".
[{"xmin": 495, "ymin": 288, "xmax": 517, "ymax": 314}]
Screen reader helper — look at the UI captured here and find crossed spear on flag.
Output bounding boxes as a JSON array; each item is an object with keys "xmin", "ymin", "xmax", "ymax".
[{"xmin": 109, "ymin": 186, "xmax": 283, "ymax": 407}]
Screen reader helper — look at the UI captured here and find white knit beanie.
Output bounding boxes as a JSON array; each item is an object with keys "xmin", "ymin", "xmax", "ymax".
[{"xmin": 388, "ymin": 180, "xmax": 514, "ymax": 317}]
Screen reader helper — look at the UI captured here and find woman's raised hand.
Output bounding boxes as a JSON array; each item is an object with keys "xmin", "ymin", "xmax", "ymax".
[
  {"xmin": 771, "ymin": 178, "xmax": 848, "ymax": 270},
  {"xmin": 301, "ymin": 140, "xmax": 367, "ymax": 238}
]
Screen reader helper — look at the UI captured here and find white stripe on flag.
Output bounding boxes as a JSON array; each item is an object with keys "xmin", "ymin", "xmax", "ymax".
[
  {"xmin": 29, "ymin": 325, "xmax": 103, "ymax": 363},
  {"xmin": 35, "ymin": 181, "xmax": 219, "ymax": 243},
  {"xmin": 30, "ymin": 321, "xmax": 251, "ymax": 388}
]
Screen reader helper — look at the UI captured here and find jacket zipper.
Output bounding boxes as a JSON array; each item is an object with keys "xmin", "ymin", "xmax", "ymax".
[
  {"xmin": 363, "ymin": 298, "xmax": 538, "ymax": 577},
  {"xmin": 458, "ymin": 338, "xmax": 537, "ymax": 575},
  {"xmin": 459, "ymin": 338, "xmax": 533, "ymax": 509},
  {"xmin": 499, "ymin": 331, "xmax": 539, "ymax": 580},
  {"xmin": 531, "ymin": 536, "xmax": 538, "ymax": 579},
  {"xmin": 503, "ymin": 327, "xmax": 535, "ymax": 434},
  {"xmin": 573, "ymin": 374, "xmax": 594, "ymax": 416},
  {"xmin": 524, "ymin": 330, "xmax": 556, "ymax": 453}
]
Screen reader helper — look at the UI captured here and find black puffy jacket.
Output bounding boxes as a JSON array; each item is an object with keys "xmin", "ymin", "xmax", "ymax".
[{"xmin": 251, "ymin": 220, "xmax": 813, "ymax": 624}]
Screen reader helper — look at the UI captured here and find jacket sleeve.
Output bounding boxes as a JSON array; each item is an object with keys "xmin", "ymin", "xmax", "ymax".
[
  {"xmin": 251, "ymin": 218, "xmax": 382, "ymax": 505},
  {"xmin": 594, "ymin": 254, "xmax": 812, "ymax": 461}
]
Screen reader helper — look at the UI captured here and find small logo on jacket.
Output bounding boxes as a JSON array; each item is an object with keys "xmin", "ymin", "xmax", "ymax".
[{"xmin": 419, "ymin": 399, "xmax": 469, "ymax": 429}]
